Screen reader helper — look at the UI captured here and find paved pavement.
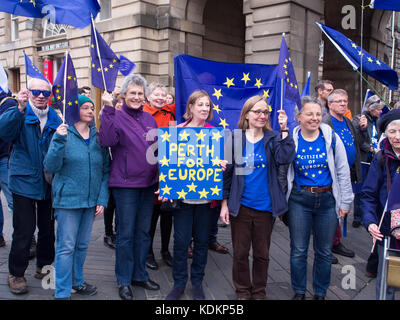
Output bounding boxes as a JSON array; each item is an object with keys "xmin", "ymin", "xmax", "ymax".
[{"xmin": 0, "ymin": 193, "xmax": 395, "ymax": 300}]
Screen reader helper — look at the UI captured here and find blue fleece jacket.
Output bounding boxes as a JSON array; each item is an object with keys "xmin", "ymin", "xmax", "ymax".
[
  {"xmin": 44, "ymin": 125, "xmax": 110, "ymax": 209},
  {"xmin": 0, "ymin": 103, "xmax": 61, "ymax": 200}
]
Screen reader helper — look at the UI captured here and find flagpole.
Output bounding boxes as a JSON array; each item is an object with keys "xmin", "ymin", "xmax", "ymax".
[
  {"xmin": 63, "ymin": 51, "xmax": 68, "ymax": 124},
  {"xmin": 23, "ymin": 50, "xmax": 28, "ymax": 88},
  {"xmin": 389, "ymin": 11, "xmax": 396, "ymax": 104},
  {"xmin": 280, "ymin": 33, "xmax": 285, "ymax": 111},
  {"xmin": 91, "ymin": 15, "xmax": 108, "ymax": 92},
  {"xmin": 360, "ymin": 0, "xmax": 364, "ymax": 110}
]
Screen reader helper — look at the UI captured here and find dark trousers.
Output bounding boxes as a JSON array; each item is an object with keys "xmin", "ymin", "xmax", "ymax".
[
  {"xmin": 104, "ymin": 192, "xmax": 116, "ymax": 236},
  {"xmin": 172, "ymin": 202, "xmax": 212, "ymax": 288},
  {"xmin": 148, "ymin": 203, "xmax": 173, "ymax": 255},
  {"xmin": 9, "ymin": 193, "xmax": 55, "ymax": 277},
  {"xmin": 208, "ymin": 205, "xmax": 221, "ymax": 245},
  {"xmin": 230, "ymin": 205, "xmax": 274, "ymax": 299}
]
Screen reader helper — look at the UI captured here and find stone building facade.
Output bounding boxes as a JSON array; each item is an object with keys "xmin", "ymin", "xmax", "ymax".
[{"xmin": 0, "ymin": 0, "xmax": 398, "ymax": 115}]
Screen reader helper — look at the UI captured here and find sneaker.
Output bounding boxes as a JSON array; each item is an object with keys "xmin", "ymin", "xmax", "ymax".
[
  {"xmin": 34, "ymin": 267, "xmax": 50, "ymax": 280},
  {"xmin": 29, "ymin": 236, "xmax": 36, "ymax": 260},
  {"xmin": 0, "ymin": 235, "xmax": 5, "ymax": 247},
  {"xmin": 71, "ymin": 282, "xmax": 98, "ymax": 296},
  {"xmin": 8, "ymin": 274, "xmax": 28, "ymax": 294}
]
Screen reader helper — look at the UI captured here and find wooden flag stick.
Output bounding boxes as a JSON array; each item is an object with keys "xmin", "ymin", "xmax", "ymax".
[{"xmin": 91, "ymin": 15, "xmax": 108, "ymax": 92}]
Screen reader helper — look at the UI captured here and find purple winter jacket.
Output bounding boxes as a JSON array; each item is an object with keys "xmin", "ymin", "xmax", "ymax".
[{"xmin": 99, "ymin": 103, "xmax": 158, "ymax": 188}]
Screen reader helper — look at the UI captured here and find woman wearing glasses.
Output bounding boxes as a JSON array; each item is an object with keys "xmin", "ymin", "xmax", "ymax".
[
  {"xmin": 286, "ymin": 96, "xmax": 353, "ymax": 300},
  {"xmin": 220, "ymin": 95, "xmax": 295, "ymax": 300}
]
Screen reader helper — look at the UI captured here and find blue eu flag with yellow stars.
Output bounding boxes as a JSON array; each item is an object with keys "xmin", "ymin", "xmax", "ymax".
[
  {"xmin": 277, "ymin": 34, "xmax": 301, "ymax": 109},
  {"xmin": 0, "ymin": 0, "xmax": 100, "ymax": 29},
  {"xmin": 370, "ymin": 0, "xmax": 400, "ymax": 11},
  {"xmin": 174, "ymin": 54, "xmax": 297, "ymax": 132},
  {"xmin": 90, "ymin": 22, "xmax": 120, "ymax": 91},
  {"xmin": 24, "ymin": 53, "xmax": 48, "ymax": 82},
  {"xmin": 318, "ymin": 23, "xmax": 398, "ymax": 90},
  {"xmin": 52, "ymin": 53, "xmax": 80, "ymax": 125}
]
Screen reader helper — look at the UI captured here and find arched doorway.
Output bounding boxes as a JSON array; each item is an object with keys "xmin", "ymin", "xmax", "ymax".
[{"xmin": 202, "ymin": 0, "xmax": 245, "ymax": 63}]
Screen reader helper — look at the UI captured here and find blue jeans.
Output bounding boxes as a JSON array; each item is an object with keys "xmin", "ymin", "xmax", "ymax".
[
  {"xmin": 112, "ymin": 186, "xmax": 155, "ymax": 286},
  {"xmin": 288, "ymin": 189, "xmax": 338, "ymax": 297},
  {"xmin": 0, "ymin": 156, "xmax": 13, "ymax": 237},
  {"xmin": 172, "ymin": 202, "xmax": 212, "ymax": 288},
  {"xmin": 54, "ymin": 207, "xmax": 95, "ymax": 298}
]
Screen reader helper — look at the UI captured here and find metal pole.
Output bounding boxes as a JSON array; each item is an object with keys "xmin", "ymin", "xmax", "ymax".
[
  {"xmin": 91, "ymin": 16, "xmax": 107, "ymax": 92},
  {"xmin": 63, "ymin": 51, "xmax": 68, "ymax": 124}
]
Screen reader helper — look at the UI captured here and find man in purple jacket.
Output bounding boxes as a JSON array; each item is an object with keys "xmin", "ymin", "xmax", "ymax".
[{"xmin": 99, "ymin": 73, "xmax": 160, "ymax": 300}]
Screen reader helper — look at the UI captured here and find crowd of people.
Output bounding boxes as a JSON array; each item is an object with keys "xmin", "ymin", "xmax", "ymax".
[{"xmin": 0, "ymin": 72, "xmax": 399, "ymax": 300}]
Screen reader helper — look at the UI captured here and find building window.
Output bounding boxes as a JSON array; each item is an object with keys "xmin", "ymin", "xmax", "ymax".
[
  {"xmin": 98, "ymin": 0, "xmax": 111, "ymax": 21},
  {"xmin": 43, "ymin": 20, "xmax": 69, "ymax": 38},
  {"xmin": 10, "ymin": 68, "xmax": 20, "ymax": 94},
  {"xmin": 11, "ymin": 15, "xmax": 19, "ymax": 41}
]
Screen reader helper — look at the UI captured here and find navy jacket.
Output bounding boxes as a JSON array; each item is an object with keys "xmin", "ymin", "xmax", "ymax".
[
  {"xmin": 0, "ymin": 103, "xmax": 62, "ymax": 200},
  {"xmin": 361, "ymin": 138, "xmax": 400, "ymax": 246},
  {"xmin": 223, "ymin": 129, "xmax": 295, "ymax": 218}
]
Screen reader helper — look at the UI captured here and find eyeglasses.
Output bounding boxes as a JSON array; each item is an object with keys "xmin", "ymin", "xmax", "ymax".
[
  {"xmin": 331, "ymin": 100, "xmax": 348, "ymax": 104},
  {"xmin": 29, "ymin": 89, "xmax": 52, "ymax": 98},
  {"xmin": 249, "ymin": 110, "xmax": 269, "ymax": 116}
]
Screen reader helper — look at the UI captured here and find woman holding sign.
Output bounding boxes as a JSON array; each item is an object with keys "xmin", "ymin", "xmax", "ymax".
[
  {"xmin": 285, "ymin": 96, "xmax": 353, "ymax": 300},
  {"xmin": 99, "ymin": 73, "xmax": 160, "ymax": 300},
  {"xmin": 165, "ymin": 90, "xmax": 218, "ymax": 301},
  {"xmin": 220, "ymin": 95, "xmax": 295, "ymax": 300}
]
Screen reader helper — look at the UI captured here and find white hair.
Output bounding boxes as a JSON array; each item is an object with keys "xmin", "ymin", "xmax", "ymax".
[
  {"xmin": 385, "ymin": 119, "xmax": 400, "ymax": 135},
  {"xmin": 27, "ymin": 77, "xmax": 51, "ymax": 90}
]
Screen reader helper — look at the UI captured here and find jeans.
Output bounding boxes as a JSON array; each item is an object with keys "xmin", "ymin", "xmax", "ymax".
[
  {"xmin": 288, "ymin": 189, "xmax": 338, "ymax": 297},
  {"xmin": 172, "ymin": 202, "xmax": 212, "ymax": 288},
  {"xmin": 9, "ymin": 193, "xmax": 54, "ymax": 277},
  {"xmin": 112, "ymin": 185, "xmax": 156, "ymax": 286},
  {"xmin": 54, "ymin": 207, "xmax": 95, "ymax": 298},
  {"xmin": 0, "ymin": 156, "xmax": 13, "ymax": 237}
]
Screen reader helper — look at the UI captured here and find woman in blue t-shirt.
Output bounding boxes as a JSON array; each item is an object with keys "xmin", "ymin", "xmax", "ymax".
[
  {"xmin": 220, "ymin": 95, "xmax": 295, "ymax": 300},
  {"xmin": 286, "ymin": 96, "xmax": 353, "ymax": 300}
]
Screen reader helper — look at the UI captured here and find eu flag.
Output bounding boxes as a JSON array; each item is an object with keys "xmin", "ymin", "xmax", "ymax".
[
  {"xmin": 52, "ymin": 53, "xmax": 80, "ymax": 125},
  {"xmin": 90, "ymin": 22, "xmax": 120, "ymax": 91},
  {"xmin": 317, "ymin": 23, "xmax": 399, "ymax": 90},
  {"xmin": 24, "ymin": 53, "xmax": 48, "ymax": 82},
  {"xmin": 119, "ymin": 55, "xmax": 136, "ymax": 76},
  {"xmin": 0, "ymin": 0, "xmax": 100, "ymax": 29},
  {"xmin": 277, "ymin": 35, "xmax": 301, "ymax": 109},
  {"xmin": 174, "ymin": 54, "xmax": 296, "ymax": 132},
  {"xmin": 301, "ymin": 72, "xmax": 311, "ymax": 98},
  {"xmin": 371, "ymin": 0, "xmax": 400, "ymax": 11}
]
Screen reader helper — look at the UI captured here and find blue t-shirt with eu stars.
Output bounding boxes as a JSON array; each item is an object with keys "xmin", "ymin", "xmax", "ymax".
[
  {"xmin": 241, "ymin": 139, "xmax": 272, "ymax": 212},
  {"xmin": 331, "ymin": 116, "xmax": 356, "ymax": 168},
  {"xmin": 294, "ymin": 131, "xmax": 333, "ymax": 187}
]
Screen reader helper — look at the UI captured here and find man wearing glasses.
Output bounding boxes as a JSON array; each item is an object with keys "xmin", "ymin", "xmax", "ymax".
[
  {"xmin": 0, "ymin": 78, "xmax": 61, "ymax": 295},
  {"xmin": 315, "ymin": 80, "xmax": 334, "ymax": 116},
  {"xmin": 322, "ymin": 89, "xmax": 363, "ymax": 264}
]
